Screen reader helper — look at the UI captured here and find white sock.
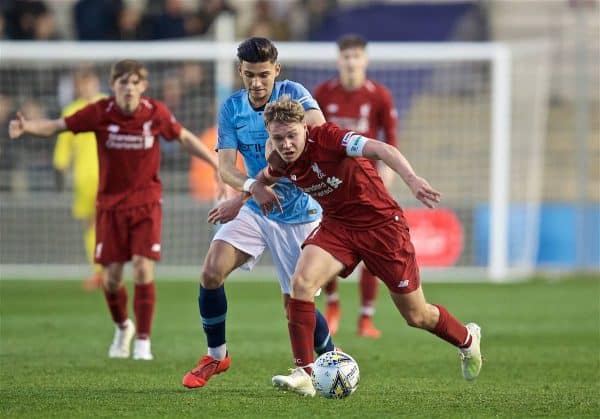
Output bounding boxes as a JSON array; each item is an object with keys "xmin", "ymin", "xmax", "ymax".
[
  {"xmin": 327, "ymin": 293, "xmax": 339, "ymax": 304},
  {"xmin": 208, "ymin": 344, "xmax": 227, "ymax": 360},
  {"xmin": 360, "ymin": 306, "xmax": 375, "ymax": 316}
]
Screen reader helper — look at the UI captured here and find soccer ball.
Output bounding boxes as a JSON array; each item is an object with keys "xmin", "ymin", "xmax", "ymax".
[{"xmin": 311, "ymin": 350, "xmax": 360, "ymax": 399}]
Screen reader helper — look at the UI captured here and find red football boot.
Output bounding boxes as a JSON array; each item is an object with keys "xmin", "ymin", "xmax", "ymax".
[
  {"xmin": 182, "ymin": 354, "xmax": 231, "ymax": 388},
  {"xmin": 357, "ymin": 315, "xmax": 382, "ymax": 339}
]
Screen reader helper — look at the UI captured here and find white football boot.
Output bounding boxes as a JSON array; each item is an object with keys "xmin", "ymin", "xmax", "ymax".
[
  {"xmin": 108, "ymin": 319, "xmax": 135, "ymax": 359},
  {"xmin": 133, "ymin": 338, "xmax": 154, "ymax": 361},
  {"xmin": 459, "ymin": 322, "xmax": 482, "ymax": 381},
  {"xmin": 272, "ymin": 367, "xmax": 316, "ymax": 397}
]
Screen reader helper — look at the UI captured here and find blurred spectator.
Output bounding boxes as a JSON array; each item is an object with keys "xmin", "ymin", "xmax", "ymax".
[
  {"xmin": 180, "ymin": 62, "xmax": 214, "ymax": 133},
  {"xmin": 245, "ymin": 0, "xmax": 290, "ymax": 40},
  {"xmin": 304, "ymin": 0, "xmax": 337, "ymax": 39},
  {"xmin": 4, "ymin": 0, "xmax": 59, "ymax": 40},
  {"xmin": 117, "ymin": 1, "xmax": 145, "ymax": 40},
  {"xmin": 74, "ymin": 0, "xmax": 121, "ymax": 40},
  {"xmin": 198, "ymin": 0, "xmax": 236, "ymax": 35},
  {"xmin": 150, "ymin": 0, "xmax": 200, "ymax": 39}
]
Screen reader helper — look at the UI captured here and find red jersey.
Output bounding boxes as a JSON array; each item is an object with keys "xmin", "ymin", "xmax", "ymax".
[
  {"xmin": 313, "ymin": 79, "xmax": 398, "ymax": 148},
  {"xmin": 64, "ymin": 97, "xmax": 182, "ymax": 209},
  {"xmin": 268, "ymin": 123, "xmax": 402, "ymax": 230}
]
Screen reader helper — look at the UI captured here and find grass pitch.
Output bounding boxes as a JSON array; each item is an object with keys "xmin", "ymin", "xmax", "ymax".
[{"xmin": 1, "ymin": 275, "xmax": 598, "ymax": 418}]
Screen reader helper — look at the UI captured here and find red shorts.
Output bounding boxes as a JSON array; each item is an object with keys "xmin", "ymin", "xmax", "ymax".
[
  {"xmin": 303, "ymin": 217, "xmax": 420, "ymax": 294},
  {"xmin": 94, "ymin": 201, "xmax": 162, "ymax": 265}
]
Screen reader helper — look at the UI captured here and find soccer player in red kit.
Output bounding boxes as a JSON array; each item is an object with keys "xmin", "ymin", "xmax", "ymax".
[
  {"xmin": 8, "ymin": 60, "xmax": 222, "ymax": 361},
  {"xmin": 255, "ymin": 96, "xmax": 482, "ymax": 397},
  {"xmin": 313, "ymin": 34, "xmax": 398, "ymax": 338}
]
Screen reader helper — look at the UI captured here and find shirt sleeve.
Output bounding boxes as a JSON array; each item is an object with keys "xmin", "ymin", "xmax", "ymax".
[
  {"xmin": 64, "ymin": 102, "xmax": 101, "ymax": 134},
  {"xmin": 285, "ymin": 81, "xmax": 320, "ymax": 111},
  {"xmin": 157, "ymin": 102, "xmax": 182, "ymax": 141},
  {"xmin": 314, "ymin": 122, "xmax": 357, "ymax": 157},
  {"xmin": 378, "ymin": 86, "xmax": 398, "ymax": 148},
  {"xmin": 216, "ymin": 100, "xmax": 237, "ymax": 151}
]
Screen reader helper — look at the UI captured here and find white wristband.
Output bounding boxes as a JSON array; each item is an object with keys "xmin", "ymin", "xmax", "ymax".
[{"xmin": 242, "ymin": 178, "xmax": 257, "ymax": 193}]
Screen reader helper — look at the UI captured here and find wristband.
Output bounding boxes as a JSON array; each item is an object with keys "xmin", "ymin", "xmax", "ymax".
[{"xmin": 242, "ymin": 178, "xmax": 257, "ymax": 193}]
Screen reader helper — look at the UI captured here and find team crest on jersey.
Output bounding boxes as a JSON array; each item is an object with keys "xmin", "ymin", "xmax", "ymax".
[{"xmin": 311, "ymin": 163, "xmax": 326, "ymax": 179}]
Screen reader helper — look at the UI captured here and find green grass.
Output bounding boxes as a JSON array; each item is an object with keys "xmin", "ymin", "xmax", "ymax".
[{"xmin": 1, "ymin": 275, "xmax": 599, "ymax": 418}]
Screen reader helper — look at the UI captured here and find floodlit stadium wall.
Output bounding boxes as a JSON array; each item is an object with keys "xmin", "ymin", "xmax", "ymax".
[{"xmin": 0, "ymin": 40, "xmax": 551, "ymax": 281}]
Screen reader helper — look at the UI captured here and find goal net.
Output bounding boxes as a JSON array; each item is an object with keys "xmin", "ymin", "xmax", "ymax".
[{"xmin": 0, "ymin": 40, "xmax": 550, "ymax": 280}]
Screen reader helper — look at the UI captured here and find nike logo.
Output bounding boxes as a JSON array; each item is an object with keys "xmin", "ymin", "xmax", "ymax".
[{"xmin": 235, "ymin": 124, "xmax": 247, "ymax": 130}]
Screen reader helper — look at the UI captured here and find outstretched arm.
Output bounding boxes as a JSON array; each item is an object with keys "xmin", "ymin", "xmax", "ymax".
[
  {"xmin": 362, "ymin": 139, "xmax": 440, "ymax": 208},
  {"xmin": 9, "ymin": 112, "xmax": 66, "ymax": 139}
]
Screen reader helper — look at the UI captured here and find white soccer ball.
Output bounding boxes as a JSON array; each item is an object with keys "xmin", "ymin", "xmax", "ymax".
[{"xmin": 311, "ymin": 350, "xmax": 360, "ymax": 399}]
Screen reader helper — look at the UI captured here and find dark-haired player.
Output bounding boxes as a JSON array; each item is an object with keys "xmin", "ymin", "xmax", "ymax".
[{"xmin": 181, "ymin": 37, "xmax": 337, "ymax": 389}]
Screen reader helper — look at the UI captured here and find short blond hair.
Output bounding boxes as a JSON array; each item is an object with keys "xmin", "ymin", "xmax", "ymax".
[{"xmin": 263, "ymin": 95, "xmax": 305, "ymax": 127}]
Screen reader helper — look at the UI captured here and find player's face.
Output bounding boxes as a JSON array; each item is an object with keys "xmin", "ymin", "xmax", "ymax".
[
  {"xmin": 111, "ymin": 73, "xmax": 148, "ymax": 114},
  {"xmin": 268, "ymin": 121, "xmax": 306, "ymax": 163},
  {"xmin": 239, "ymin": 61, "xmax": 281, "ymax": 108},
  {"xmin": 338, "ymin": 47, "xmax": 368, "ymax": 84}
]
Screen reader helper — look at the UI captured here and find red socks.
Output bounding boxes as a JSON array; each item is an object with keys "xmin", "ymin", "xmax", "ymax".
[
  {"xmin": 359, "ymin": 267, "xmax": 378, "ymax": 308},
  {"xmin": 104, "ymin": 286, "xmax": 128, "ymax": 326},
  {"xmin": 288, "ymin": 298, "xmax": 316, "ymax": 372},
  {"xmin": 432, "ymin": 304, "xmax": 471, "ymax": 348},
  {"xmin": 134, "ymin": 282, "xmax": 156, "ymax": 340}
]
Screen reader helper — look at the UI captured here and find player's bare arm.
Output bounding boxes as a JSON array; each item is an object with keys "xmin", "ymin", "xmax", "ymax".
[
  {"xmin": 218, "ymin": 148, "xmax": 250, "ymax": 190},
  {"xmin": 304, "ymin": 108, "xmax": 326, "ymax": 127},
  {"xmin": 9, "ymin": 112, "xmax": 66, "ymax": 139},
  {"xmin": 362, "ymin": 139, "xmax": 441, "ymax": 208}
]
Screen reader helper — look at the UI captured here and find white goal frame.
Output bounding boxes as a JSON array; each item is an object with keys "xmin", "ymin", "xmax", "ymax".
[{"xmin": 0, "ymin": 39, "xmax": 551, "ymax": 281}]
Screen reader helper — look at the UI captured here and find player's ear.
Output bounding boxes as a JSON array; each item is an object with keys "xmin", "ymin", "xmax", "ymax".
[
  {"xmin": 274, "ymin": 63, "xmax": 281, "ymax": 77},
  {"xmin": 140, "ymin": 79, "xmax": 148, "ymax": 94}
]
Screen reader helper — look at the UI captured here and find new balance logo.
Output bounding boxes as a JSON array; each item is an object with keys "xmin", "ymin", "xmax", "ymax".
[
  {"xmin": 398, "ymin": 280, "xmax": 409, "ymax": 288},
  {"xmin": 326, "ymin": 177, "xmax": 342, "ymax": 189}
]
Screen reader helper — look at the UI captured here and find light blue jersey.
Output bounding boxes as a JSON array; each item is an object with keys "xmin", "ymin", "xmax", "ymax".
[{"xmin": 217, "ymin": 80, "xmax": 322, "ymax": 224}]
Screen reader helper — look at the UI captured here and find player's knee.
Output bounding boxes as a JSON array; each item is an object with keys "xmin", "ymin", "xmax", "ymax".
[
  {"xmin": 201, "ymin": 265, "xmax": 225, "ymax": 289},
  {"xmin": 403, "ymin": 310, "xmax": 428, "ymax": 329},
  {"xmin": 291, "ymin": 273, "xmax": 317, "ymax": 298},
  {"xmin": 132, "ymin": 257, "xmax": 153, "ymax": 284},
  {"xmin": 105, "ymin": 272, "xmax": 121, "ymax": 292}
]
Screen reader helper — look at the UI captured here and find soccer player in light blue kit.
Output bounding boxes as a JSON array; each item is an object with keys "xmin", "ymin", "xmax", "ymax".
[{"xmin": 182, "ymin": 37, "xmax": 335, "ymax": 389}]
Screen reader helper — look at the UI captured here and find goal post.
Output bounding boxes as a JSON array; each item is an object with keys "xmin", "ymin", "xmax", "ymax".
[{"xmin": 0, "ymin": 40, "xmax": 551, "ymax": 281}]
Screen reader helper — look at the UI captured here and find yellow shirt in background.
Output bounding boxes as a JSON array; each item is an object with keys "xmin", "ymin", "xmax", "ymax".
[{"xmin": 53, "ymin": 94, "xmax": 105, "ymax": 219}]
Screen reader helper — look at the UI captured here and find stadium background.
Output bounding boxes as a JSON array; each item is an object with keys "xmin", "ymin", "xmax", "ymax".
[
  {"xmin": 0, "ymin": 1, "xmax": 598, "ymax": 418},
  {"xmin": 1, "ymin": 0, "xmax": 598, "ymax": 276}
]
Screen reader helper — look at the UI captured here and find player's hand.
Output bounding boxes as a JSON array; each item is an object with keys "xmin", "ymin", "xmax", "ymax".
[
  {"xmin": 8, "ymin": 112, "xmax": 26, "ymax": 139},
  {"xmin": 250, "ymin": 182, "xmax": 283, "ymax": 215},
  {"xmin": 207, "ymin": 195, "xmax": 244, "ymax": 224},
  {"xmin": 407, "ymin": 175, "xmax": 441, "ymax": 208}
]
